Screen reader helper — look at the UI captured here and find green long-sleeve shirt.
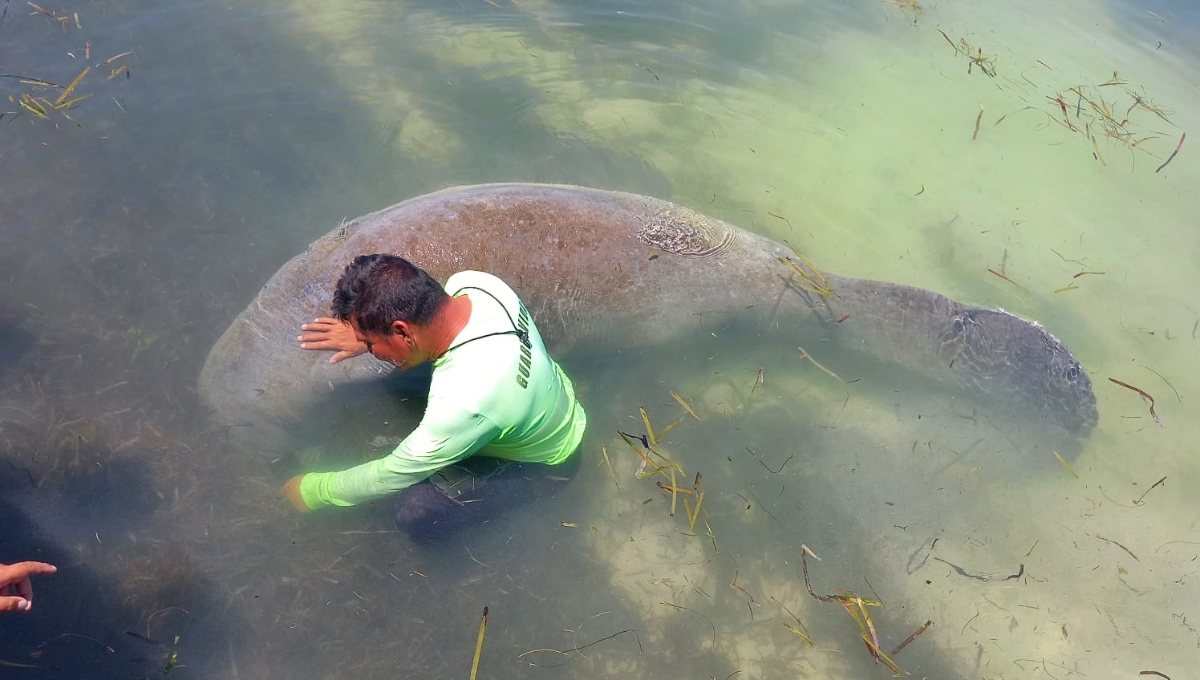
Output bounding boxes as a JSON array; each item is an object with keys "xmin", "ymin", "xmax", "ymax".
[{"xmin": 299, "ymin": 271, "xmax": 586, "ymax": 509}]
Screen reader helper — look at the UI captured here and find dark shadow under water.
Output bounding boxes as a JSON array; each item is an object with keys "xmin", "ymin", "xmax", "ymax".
[{"xmin": 0, "ymin": 458, "xmax": 247, "ymax": 680}]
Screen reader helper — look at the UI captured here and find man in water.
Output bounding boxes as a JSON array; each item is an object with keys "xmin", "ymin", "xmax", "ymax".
[{"xmin": 283, "ymin": 254, "xmax": 587, "ymax": 540}]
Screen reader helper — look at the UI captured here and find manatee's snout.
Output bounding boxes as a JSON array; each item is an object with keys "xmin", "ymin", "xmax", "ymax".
[
  {"xmin": 949, "ymin": 309, "xmax": 1098, "ymax": 438},
  {"xmin": 1043, "ymin": 344, "xmax": 1098, "ymax": 438}
]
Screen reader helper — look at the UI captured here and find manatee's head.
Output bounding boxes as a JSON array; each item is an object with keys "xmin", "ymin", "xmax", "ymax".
[{"xmin": 943, "ymin": 308, "xmax": 1098, "ymax": 438}]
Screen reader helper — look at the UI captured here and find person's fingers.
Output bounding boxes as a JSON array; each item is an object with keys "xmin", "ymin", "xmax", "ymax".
[
  {"xmin": 0, "ymin": 596, "xmax": 30, "ymax": 612},
  {"xmin": 0, "ymin": 561, "xmax": 56, "ymax": 586},
  {"xmin": 19, "ymin": 562, "xmax": 57, "ymax": 576},
  {"xmin": 329, "ymin": 349, "xmax": 366, "ymax": 364},
  {"xmin": 1, "ymin": 561, "xmax": 56, "ymax": 578},
  {"xmin": 330, "ymin": 349, "xmax": 359, "ymax": 363},
  {"xmin": 299, "ymin": 318, "xmax": 343, "ymax": 331},
  {"xmin": 301, "ymin": 341, "xmax": 351, "ymax": 353},
  {"xmin": 0, "ymin": 562, "xmax": 56, "ymax": 606},
  {"xmin": 298, "ymin": 328, "xmax": 357, "ymax": 345},
  {"xmin": 298, "ymin": 326, "xmax": 339, "ymax": 337}
]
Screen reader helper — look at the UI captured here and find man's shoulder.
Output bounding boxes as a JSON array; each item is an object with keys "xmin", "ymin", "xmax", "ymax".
[{"xmin": 446, "ymin": 271, "xmax": 517, "ymax": 297}]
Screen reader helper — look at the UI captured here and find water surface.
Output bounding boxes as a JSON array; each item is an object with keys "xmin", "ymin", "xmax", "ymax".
[{"xmin": 2, "ymin": 0, "xmax": 1198, "ymax": 677}]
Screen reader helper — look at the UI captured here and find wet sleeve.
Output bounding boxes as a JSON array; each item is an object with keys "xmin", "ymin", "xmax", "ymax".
[{"xmin": 298, "ymin": 406, "xmax": 502, "ymax": 509}]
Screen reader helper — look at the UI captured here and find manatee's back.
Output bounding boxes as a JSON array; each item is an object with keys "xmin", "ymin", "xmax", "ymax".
[{"xmin": 198, "ymin": 183, "xmax": 787, "ymax": 453}]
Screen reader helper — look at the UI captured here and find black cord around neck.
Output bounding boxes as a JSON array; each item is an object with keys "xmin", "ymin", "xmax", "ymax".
[{"xmin": 440, "ymin": 285, "xmax": 531, "ymax": 356}]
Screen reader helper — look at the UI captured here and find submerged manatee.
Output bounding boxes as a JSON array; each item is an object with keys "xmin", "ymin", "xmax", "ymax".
[{"xmin": 198, "ymin": 183, "xmax": 1097, "ymax": 454}]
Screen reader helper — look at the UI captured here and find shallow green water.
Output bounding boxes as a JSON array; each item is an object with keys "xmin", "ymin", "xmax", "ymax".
[{"xmin": 2, "ymin": 0, "xmax": 1198, "ymax": 677}]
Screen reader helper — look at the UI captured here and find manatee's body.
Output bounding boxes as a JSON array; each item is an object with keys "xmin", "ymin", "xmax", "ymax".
[{"xmin": 198, "ymin": 184, "xmax": 1097, "ymax": 454}]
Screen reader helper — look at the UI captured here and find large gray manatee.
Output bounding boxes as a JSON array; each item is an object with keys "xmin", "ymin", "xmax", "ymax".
[{"xmin": 198, "ymin": 183, "xmax": 1097, "ymax": 456}]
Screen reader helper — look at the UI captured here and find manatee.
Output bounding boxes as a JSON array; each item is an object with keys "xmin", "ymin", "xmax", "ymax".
[{"xmin": 198, "ymin": 183, "xmax": 1097, "ymax": 456}]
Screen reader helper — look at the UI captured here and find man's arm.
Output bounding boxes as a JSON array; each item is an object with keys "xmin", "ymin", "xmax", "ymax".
[
  {"xmin": 288, "ymin": 407, "xmax": 502, "ymax": 510},
  {"xmin": 297, "ymin": 317, "xmax": 368, "ymax": 364}
]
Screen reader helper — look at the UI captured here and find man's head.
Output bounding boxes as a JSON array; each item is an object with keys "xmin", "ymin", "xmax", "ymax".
[
  {"xmin": 332, "ymin": 255, "xmax": 449, "ymax": 369},
  {"xmin": 332, "ymin": 254, "xmax": 448, "ymax": 334}
]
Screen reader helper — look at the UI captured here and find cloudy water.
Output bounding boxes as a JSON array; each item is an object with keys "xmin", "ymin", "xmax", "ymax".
[{"xmin": 2, "ymin": 0, "xmax": 1197, "ymax": 677}]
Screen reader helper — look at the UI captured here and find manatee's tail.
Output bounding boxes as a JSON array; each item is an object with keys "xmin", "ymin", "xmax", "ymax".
[{"xmin": 795, "ymin": 273, "xmax": 1098, "ymax": 439}]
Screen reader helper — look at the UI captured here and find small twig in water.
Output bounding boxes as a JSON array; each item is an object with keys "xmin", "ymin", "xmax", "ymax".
[
  {"xmin": 1093, "ymin": 534, "xmax": 1139, "ymax": 561},
  {"xmin": 797, "ymin": 346, "xmax": 849, "ymax": 411},
  {"xmin": 1109, "ymin": 377, "xmax": 1163, "ymax": 428},
  {"xmin": 468, "ymin": 606, "xmax": 488, "ymax": 680},
  {"xmin": 659, "ymin": 602, "xmax": 718, "ymax": 646},
  {"xmin": 890, "ymin": 620, "xmax": 933, "ymax": 657},
  {"xmin": 758, "ymin": 454, "xmax": 793, "ymax": 475},
  {"xmin": 934, "ymin": 557, "xmax": 1023, "ymax": 581},
  {"xmin": 517, "ymin": 629, "xmax": 643, "ymax": 668},
  {"xmin": 1139, "ymin": 365, "xmax": 1181, "ymax": 402},
  {"xmin": 1132, "ymin": 476, "xmax": 1167, "ymax": 506},
  {"xmin": 1155, "ymin": 131, "xmax": 1185, "ymax": 173}
]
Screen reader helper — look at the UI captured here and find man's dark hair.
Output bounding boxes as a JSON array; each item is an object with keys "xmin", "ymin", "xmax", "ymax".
[{"xmin": 332, "ymin": 254, "xmax": 448, "ymax": 334}]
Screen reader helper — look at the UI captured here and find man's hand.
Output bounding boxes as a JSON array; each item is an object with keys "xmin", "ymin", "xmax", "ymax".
[
  {"xmin": 298, "ymin": 317, "xmax": 368, "ymax": 364},
  {"xmin": 0, "ymin": 561, "xmax": 57, "ymax": 612},
  {"xmin": 282, "ymin": 475, "xmax": 311, "ymax": 513}
]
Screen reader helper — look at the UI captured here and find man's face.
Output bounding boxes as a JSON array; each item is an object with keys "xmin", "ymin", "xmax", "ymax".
[{"xmin": 351, "ymin": 318, "xmax": 421, "ymax": 370}]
